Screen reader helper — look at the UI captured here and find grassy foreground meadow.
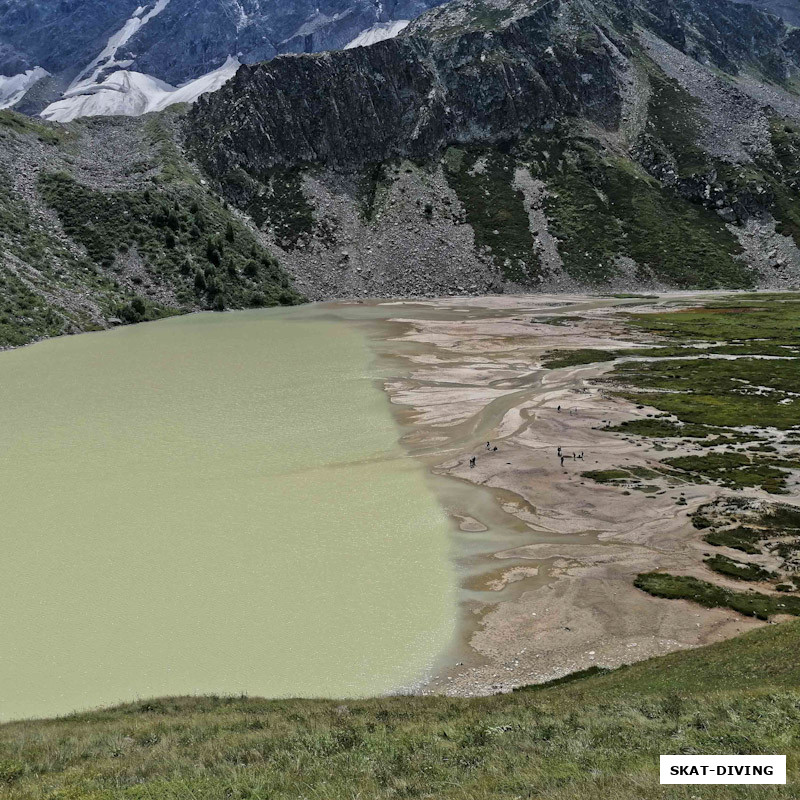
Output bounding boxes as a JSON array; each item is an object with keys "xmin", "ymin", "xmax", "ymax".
[{"xmin": 2, "ymin": 622, "xmax": 799, "ymax": 799}]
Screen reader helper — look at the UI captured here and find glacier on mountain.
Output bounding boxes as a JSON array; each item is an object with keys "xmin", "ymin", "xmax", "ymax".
[
  {"xmin": 41, "ymin": 57, "xmax": 240, "ymax": 123},
  {"xmin": 345, "ymin": 20, "xmax": 410, "ymax": 49},
  {"xmin": 0, "ymin": 67, "xmax": 49, "ymax": 109},
  {"xmin": 71, "ymin": 0, "xmax": 173, "ymax": 90}
]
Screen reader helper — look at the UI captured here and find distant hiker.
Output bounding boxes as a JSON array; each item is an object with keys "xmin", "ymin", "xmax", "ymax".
[
  {"xmin": 557, "ymin": 405, "xmax": 562, "ymax": 413},
  {"xmin": 573, "ymin": 453, "xmax": 576, "ymax": 460},
  {"xmin": 580, "ymin": 451, "xmax": 584, "ymax": 459},
  {"xmin": 493, "ymin": 446, "xmax": 498, "ymax": 452},
  {"xmin": 486, "ymin": 441, "xmax": 491, "ymax": 450},
  {"xmin": 560, "ymin": 456, "xmax": 565, "ymax": 467},
  {"xmin": 557, "ymin": 446, "xmax": 562, "ymax": 457},
  {"xmin": 470, "ymin": 457, "xmax": 476, "ymax": 469}
]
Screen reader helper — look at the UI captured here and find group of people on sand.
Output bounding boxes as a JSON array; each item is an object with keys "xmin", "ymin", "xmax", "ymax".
[
  {"xmin": 470, "ymin": 441, "xmax": 498, "ymax": 468},
  {"xmin": 558, "ymin": 445, "xmax": 584, "ymax": 467},
  {"xmin": 469, "ymin": 408, "xmax": 587, "ymax": 472}
]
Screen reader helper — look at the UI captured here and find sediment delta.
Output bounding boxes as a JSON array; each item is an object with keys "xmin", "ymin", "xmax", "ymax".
[{"xmin": 367, "ymin": 293, "xmax": 792, "ymax": 697}]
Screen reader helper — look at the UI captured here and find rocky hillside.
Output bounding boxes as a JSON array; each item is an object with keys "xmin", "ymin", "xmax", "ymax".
[
  {"xmin": 4, "ymin": 0, "xmax": 800, "ymax": 346},
  {"xmin": 184, "ymin": 0, "xmax": 800, "ymax": 299},
  {"xmin": 0, "ymin": 108, "xmax": 301, "ymax": 347},
  {"xmin": 737, "ymin": 0, "xmax": 800, "ymax": 27}
]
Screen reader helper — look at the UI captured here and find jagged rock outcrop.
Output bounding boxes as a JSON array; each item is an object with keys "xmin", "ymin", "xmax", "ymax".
[
  {"xmin": 735, "ymin": 0, "xmax": 800, "ymax": 27},
  {"xmin": 181, "ymin": 0, "xmax": 800, "ymax": 300},
  {"xmin": 190, "ymin": 0, "xmax": 628, "ymax": 175},
  {"xmin": 190, "ymin": 0, "xmax": 800, "ymax": 179}
]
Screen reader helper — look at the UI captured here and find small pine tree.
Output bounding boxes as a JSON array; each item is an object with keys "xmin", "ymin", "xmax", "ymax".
[
  {"xmin": 225, "ymin": 221, "xmax": 235, "ymax": 243},
  {"xmin": 244, "ymin": 260, "xmax": 259, "ymax": 278},
  {"xmin": 206, "ymin": 239, "xmax": 221, "ymax": 267}
]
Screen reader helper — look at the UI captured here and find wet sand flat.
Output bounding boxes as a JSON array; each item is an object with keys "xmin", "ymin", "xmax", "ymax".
[{"xmin": 366, "ymin": 294, "xmax": 769, "ymax": 696}]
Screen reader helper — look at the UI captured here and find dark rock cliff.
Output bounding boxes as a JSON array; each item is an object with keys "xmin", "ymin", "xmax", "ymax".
[
  {"xmin": 189, "ymin": 0, "xmax": 626, "ymax": 176},
  {"xmin": 181, "ymin": 0, "xmax": 800, "ymax": 299},
  {"xmin": 189, "ymin": 0, "xmax": 799, "ymax": 176}
]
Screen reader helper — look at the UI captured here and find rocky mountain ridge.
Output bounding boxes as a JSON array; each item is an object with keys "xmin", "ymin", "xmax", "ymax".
[
  {"xmin": 3, "ymin": 0, "xmax": 800, "ymax": 348},
  {"xmin": 736, "ymin": 0, "xmax": 800, "ymax": 27},
  {"xmin": 185, "ymin": 0, "xmax": 800, "ymax": 298}
]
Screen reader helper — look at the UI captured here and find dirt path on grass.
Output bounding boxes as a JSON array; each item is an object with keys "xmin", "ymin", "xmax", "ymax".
[{"xmin": 375, "ymin": 294, "xmax": 767, "ymax": 697}]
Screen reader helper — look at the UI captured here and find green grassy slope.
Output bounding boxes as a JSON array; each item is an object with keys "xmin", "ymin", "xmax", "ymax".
[
  {"xmin": 2, "ymin": 622, "xmax": 799, "ymax": 799},
  {"xmin": 0, "ymin": 110, "xmax": 303, "ymax": 348}
]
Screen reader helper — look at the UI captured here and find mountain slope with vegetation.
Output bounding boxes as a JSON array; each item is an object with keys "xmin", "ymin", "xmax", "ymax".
[
  {"xmin": 185, "ymin": 0, "xmax": 800, "ymax": 298},
  {"xmin": 1, "ymin": 620, "xmax": 799, "ymax": 798},
  {"xmin": 5, "ymin": 0, "xmax": 800, "ymax": 345},
  {"xmin": 0, "ymin": 108, "xmax": 301, "ymax": 348}
]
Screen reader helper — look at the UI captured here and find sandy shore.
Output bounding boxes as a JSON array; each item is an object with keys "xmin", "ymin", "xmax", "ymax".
[{"xmin": 375, "ymin": 294, "xmax": 769, "ymax": 696}]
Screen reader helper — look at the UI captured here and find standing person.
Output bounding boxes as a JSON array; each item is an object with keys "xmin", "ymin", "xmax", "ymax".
[
  {"xmin": 560, "ymin": 456, "xmax": 564, "ymax": 467},
  {"xmin": 558, "ymin": 446, "xmax": 562, "ymax": 457},
  {"xmin": 486, "ymin": 441, "xmax": 491, "ymax": 450},
  {"xmin": 557, "ymin": 405, "xmax": 561, "ymax": 413}
]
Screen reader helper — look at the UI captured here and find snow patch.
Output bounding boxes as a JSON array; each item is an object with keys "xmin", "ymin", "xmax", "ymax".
[
  {"xmin": 344, "ymin": 20, "xmax": 410, "ymax": 49},
  {"xmin": 71, "ymin": 0, "xmax": 172, "ymax": 90},
  {"xmin": 41, "ymin": 57, "xmax": 240, "ymax": 123},
  {"xmin": 0, "ymin": 67, "xmax": 49, "ymax": 109},
  {"xmin": 228, "ymin": 0, "xmax": 251, "ymax": 31}
]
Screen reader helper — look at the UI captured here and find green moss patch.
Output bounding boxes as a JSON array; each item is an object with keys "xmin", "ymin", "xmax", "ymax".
[
  {"xmin": 703, "ymin": 527, "xmax": 764, "ymax": 555},
  {"xmin": 663, "ymin": 452, "xmax": 791, "ymax": 493},
  {"xmin": 704, "ymin": 554, "xmax": 776, "ymax": 582},
  {"xmin": 603, "ymin": 419, "xmax": 714, "ymax": 438},
  {"xmin": 0, "ymin": 109, "xmax": 65, "ymax": 145},
  {"xmin": 580, "ymin": 469, "xmax": 632, "ymax": 484},
  {"xmin": 38, "ymin": 172, "xmax": 301, "ymax": 310},
  {"xmin": 635, "ymin": 572, "xmax": 800, "ymax": 620},
  {"xmin": 541, "ymin": 346, "xmax": 703, "ymax": 369},
  {"xmin": 443, "ymin": 147, "xmax": 540, "ymax": 283}
]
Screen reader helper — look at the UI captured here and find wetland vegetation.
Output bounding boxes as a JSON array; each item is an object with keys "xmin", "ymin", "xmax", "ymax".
[{"xmin": 545, "ymin": 295, "xmax": 800, "ymax": 621}]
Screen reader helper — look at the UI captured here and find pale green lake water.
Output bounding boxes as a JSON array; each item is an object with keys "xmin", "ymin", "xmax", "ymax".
[{"xmin": 0, "ymin": 307, "xmax": 456, "ymax": 721}]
